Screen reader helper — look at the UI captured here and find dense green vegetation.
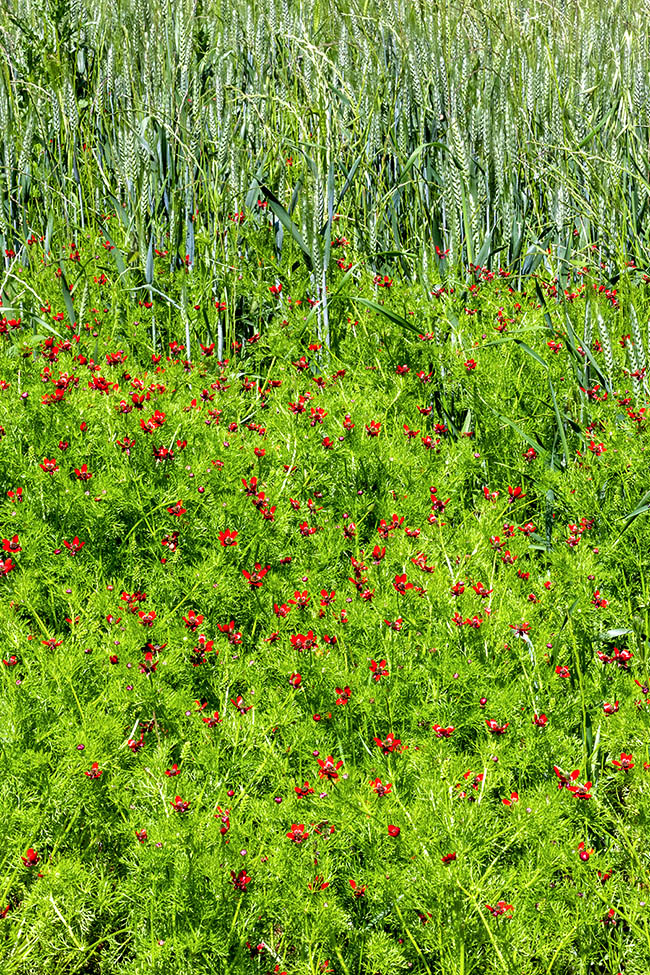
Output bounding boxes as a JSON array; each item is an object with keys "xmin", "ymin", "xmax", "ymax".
[{"xmin": 1, "ymin": 1, "xmax": 650, "ymax": 973}]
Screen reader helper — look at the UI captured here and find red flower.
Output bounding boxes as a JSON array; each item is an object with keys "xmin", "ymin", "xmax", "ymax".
[
  {"xmin": 42, "ymin": 637, "xmax": 62, "ymax": 650},
  {"xmin": 190, "ymin": 637, "xmax": 214, "ymax": 665},
  {"xmin": 393, "ymin": 573, "xmax": 413, "ymax": 594},
  {"xmin": 430, "ymin": 487, "xmax": 450, "ymax": 512},
  {"xmin": 289, "ymin": 673, "xmax": 302, "ymax": 689},
  {"xmin": 603, "ymin": 701, "xmax": 619, "ymax": 714},
  {"xmin": 370, "ymin": 659, "xmax": 389, "ymax": 681},
  {"xmin": 502, "ymin": 792, "xmax": 519, "ymax": 806},
  {"xmin": 231, "ymin": 695, "xmax": 253, "ymax": 714},
  {"xmin": 171, "ymin": 796, "xmax": 190, "ymax": 813},
  {"xmin": 365, "ymin": 420, "xmax": 381, "ymax": 437},
  {"xmin": 441, "ymin": 852, "xmax": 457, "ymax": 864},
  {"xmin": 457, "ymin": 770, "xmax": 485, "ymax": 798},
  {"xmin": 373, "ymin": 274, "xmax": 393, "ymax": 288},
  {"xmin": 138, "ymin": 652, "xmax": 158, "ymax": 675},
  {"xmin": 577, "ymin": 842, "xmax": 594, "ymax": 862},
  {"xmin": 317, "ymin": 755, "xmax": 343, "ymax": 780},
  {"xmin": 565, "ymin": 771, "xmax": 593, "ymax": 800},
  {"xmin": 371, "ymin": 545, "xmax": 386, "ymax": 564},
  {"xmin": 120, "ymin": 592, "xmax": 147, "ymax": 613},
  {"xmin": 485, "ymin": 719, "xmax": 509, "ymax": 735},
  {"xmin": 167, "ymin": 500, "xmax": 187, "ymax": 517},
  {"xmin": 555, "ymin": 665, "xmax": 570, "ymax": 678},
  {"xmin": 39, "ymin": 458, "xmax": 59, "ymax": 473},
  {"xmin": 215, "ymin": 806, "xmax": 230, "ymax": 833},
  {"xmin": 588, "ymin": 441, "xmax": 606, "ymax": 455},
  {"xmin": 135, "ymin": 829, "xmax": 148, "ymax": 843},
  {"xmin": 472, "ymin": 581, "xmax": 493, "ymax": 599},
  {"xmin": 349, "ymin": 879, "xmax": 366, "ymax": 898},
  {"xmin": 289, "ymin": 590, "xmax": 311, "ymax": 609},
  {"xmin": 370, "ymin": 778, "xmax": 392, "ymax": 797},
  {"xmin": 21, "ymin": 848, "xmax": 39, "ymax": 867},
  {"xmin": 287, "ymin": 823, "xmax": 309, "ymax": 843},
  {"xmin": 485, "ymin": 901, "xmax": 513, "ymax": 919},
  {"xmin": 335, "ymin": 686, "xmax": 351, "ymax": 705},
  {"xmin": 306, "ymin": 867, "xmax": 328, "ymax": 888},
  {"xmin": 387, "ymin": 824, "xmax": 401, "ymax": 837},
  {"xmin": 510, "ymin": 622, "xmax": 531, "ymax": 638},
  {"xmin": 532, "ymin": 713, "xmax": 548, "ymax": 727},
  {"xmin": 507, "ymin": 486, "xmax": 525, "ymax": 503},
  {"xmin": 612, "ymin": 752, "xmax": 634, "ymax": 772},
  {"xmin": 411, "ymin": 551, "xmax": 433, "ymax": 571},
  {"xmin": 290, "ymin": 631, "xmax": 318, "ymax": 651},
  {"xmin": 127, "ymin": 734, "xmax": 145, "ymax": 752},
  {"xmin": 183, "ymin": 610, "xmax": 204, "ymax": 630},
  {"xmin": 218, "ymin": 529, "xmax": 238, "ymax": 547},
  {"xmin": 85, "ymin": 762, "xmax": 103, "ymax": 779},
  {"xmin": 165, "ymin": 764, "xmax": 180, "ymax": 776},
  {"xmin": 294, "ymin": 782, "xmax": 314, "ymax": 798},
  {"xmin": 600, "ymin": 647, "xmax": 633, "ymax": 668},
  {"xmin": 63, "ymin": 536, "xmax": 85, "ymax": 556},
  {"xmin": 242, "ymin": 563, "xmax": 270, "ymax": 588},
  {"xmin": 384, "ymin": 617, "xmax": 403, "ymax": 631},
  {"xmin": 202, "ymin": 711, "xmax": 222, "ymax": 727},
  {"xmin": 432, "ymin": 724, "xmax": 455, "ymax": 739},
  {"xmin": 374, "ymin": 734, "xmax": 402, "ymax": 753},
  {"xmin": 217, "ymin": 620, "xmax": 242, "ymax": 644},
  {"xmin": 2, "ymin": 535, "xmax": 21, "ymax": 552},
  {"xmin": 552, "ymin": 766, "xmax": 573, "ymax": 789},
  {"xmin": 231, "ymin": 868, "xmax": 251, "ymax": 891},
  {"xmin": 242, "ymin": 476, "xmax": 258, "ymax": 495},
  {"xmin": 73, "ymin": 464, "xmax": 92, "ymax": 480}
]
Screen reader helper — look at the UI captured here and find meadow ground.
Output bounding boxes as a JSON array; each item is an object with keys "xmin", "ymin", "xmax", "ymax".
[{"xmin": 1, "ymin": 232, "xmax": 650, "ymax": 975}]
